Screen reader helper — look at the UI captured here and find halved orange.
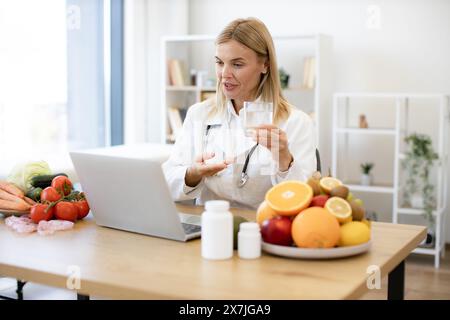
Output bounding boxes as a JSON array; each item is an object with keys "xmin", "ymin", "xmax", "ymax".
[
  {"xmin": 325, "ymin": 197, "xmax": 352, "ymax": 224},
  {"xmin": 265, "ymin": 181, "xmax": 313, "ymax": 216},
  {"xmin": 319, "ymin": 177, "xmax": 342, "ymax": 194}
]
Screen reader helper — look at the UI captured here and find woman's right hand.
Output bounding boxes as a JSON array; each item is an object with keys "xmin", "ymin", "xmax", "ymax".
[{"xmin": 184, "ymin": 152, "xmax": 228, "ymax": 187}]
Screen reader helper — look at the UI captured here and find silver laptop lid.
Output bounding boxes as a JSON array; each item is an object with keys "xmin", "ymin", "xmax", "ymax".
[{"xmin": 70, "ymin": 152, "xmax": 192, "ymax": 241}]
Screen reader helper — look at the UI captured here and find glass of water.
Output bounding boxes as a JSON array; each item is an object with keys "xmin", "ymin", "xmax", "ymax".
[{"xmin": 243, "ymin": 101, "xmax": 273, "ymax": 136}]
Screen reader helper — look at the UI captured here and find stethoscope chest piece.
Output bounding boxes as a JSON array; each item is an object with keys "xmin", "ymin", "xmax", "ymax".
[{"xmin": 237, "ymin": 172, "xmax": 249, "ymax": 188}]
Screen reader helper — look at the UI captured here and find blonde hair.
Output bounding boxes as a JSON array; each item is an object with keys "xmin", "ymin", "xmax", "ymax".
[{"xmin": 211, "ymin": 17, "xmax": 291, "ymax": 124}]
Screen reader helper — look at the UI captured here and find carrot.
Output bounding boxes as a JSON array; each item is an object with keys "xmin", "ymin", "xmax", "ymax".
[
  {"xmin": 0, "ymin": 199, "xmax": 30, "ymax": 211},
  {"xmin": 0, "ymin": 189, "xmax": 23, "ymax": 202},
  {"xmin": 0, "ymin": 181, "xmax": 24, "ymax": 198},
  {"xmin": 24, "ymin": 197, "xmax": 37, "ymax": 206}
]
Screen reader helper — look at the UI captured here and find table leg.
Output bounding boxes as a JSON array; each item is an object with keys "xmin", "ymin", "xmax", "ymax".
[
  {"xmin": 388, "ymin": 260, "xmax": 405, "ymax": 300},
  {"xmin": 77, "ymin": 293, "xmax": 90, "ymax": 300},
  {"xmin": 16, "ymin": 280, "xmax": 26, "ymax": 300}
]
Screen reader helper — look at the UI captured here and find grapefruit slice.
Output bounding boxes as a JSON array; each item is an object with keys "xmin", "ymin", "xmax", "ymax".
[
  {"xmin": 319, "ymin": 177, "xmax": 342, "ymax": 194},
  {"xmin": 325, "ymin": 197, "xmax": 352, "ymax": 224},
  {"xmin": 265, "ymin": 181, "xmax": 313, "ymax": 216}
]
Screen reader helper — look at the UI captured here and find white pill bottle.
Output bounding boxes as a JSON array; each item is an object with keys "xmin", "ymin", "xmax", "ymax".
[
  {"xmin": 201, "ymin": 200, "xmax": 233, "ymax": 260},
  {"xmin": 238, "ymin": 222, "xmax": 261, "ymax": 259}
]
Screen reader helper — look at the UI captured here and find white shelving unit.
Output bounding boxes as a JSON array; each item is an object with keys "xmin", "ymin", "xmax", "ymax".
[
  {"xmin": 160, "ymin": 34, "xmax": 334, "ymax": 163},
  {"xmin": 332, "ymin": 93, "xmax": 450, "ymax": 268}
]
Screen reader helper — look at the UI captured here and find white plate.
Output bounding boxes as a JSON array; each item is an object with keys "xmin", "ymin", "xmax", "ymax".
[{"xmin": 262, "ymin": 240, "xmax": 372, "ymax": 260}]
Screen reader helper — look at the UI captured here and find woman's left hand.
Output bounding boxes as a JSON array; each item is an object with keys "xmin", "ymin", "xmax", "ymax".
[{"xmin": 251, "ymin": 124, "xmax": 293, "ymax": 172}]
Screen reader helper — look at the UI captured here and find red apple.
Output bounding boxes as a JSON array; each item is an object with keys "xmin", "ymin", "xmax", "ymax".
[
  {"xmin": 309, "ymin": 195, "xmax": 330, "ymax": 208},
  {"xmin": 261, "ymin": 216, "xmax": 293, "ymax": 246}
]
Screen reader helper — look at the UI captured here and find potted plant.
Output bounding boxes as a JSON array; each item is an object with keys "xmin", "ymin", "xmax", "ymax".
[
  {"xmin": 360, "ymin": 162, "xmax": 374, "ymax": 186},
  {"xmin": 278, "ymin": 68, "xmax": 290, "ymax": 89},
  {"xmin": 401, "ymin": 133, "xmax": 439, "ymax": 243}
]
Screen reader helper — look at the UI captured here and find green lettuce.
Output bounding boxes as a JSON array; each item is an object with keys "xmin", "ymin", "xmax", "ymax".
[{"xmin": 7, "ymin": 161, "xmax": 52, "ymax": 192}]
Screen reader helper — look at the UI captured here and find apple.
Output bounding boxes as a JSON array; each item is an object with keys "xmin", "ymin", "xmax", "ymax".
[
  {"xmin": 309, "ymin": 195, "xmax": 330, "ymax": 208},
  {"xmin": 261, "ymin": 216, "xmax": 293, "ymax": 246}
]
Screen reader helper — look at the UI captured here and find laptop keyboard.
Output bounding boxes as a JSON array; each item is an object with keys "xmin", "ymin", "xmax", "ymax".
[{"xmin": 182, "ymin": 223, "xmax": 201, "ymax": 234}]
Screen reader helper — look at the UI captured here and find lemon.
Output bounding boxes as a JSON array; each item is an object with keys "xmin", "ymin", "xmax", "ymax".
[
  {"xmin": 361, "ymin": 219, "xmax": 371, "ymax": 229},
  {"xmin": 338, "ymin": 221, "xmax": 371, "ymax": 246},
  {"xmin": 319, "ymin": 177, "xmax": 342, "ymax": 194},
  {"xmin": 325, "ymin": 197, "xmax": 352, "ymax": 224}
]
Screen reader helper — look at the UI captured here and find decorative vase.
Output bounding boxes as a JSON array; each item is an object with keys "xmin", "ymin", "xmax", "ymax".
[
  {"xmin": 411, "ymin": 193, "xmax": 424, "ymax": 209},
  {"xmin": 361, "ymin": 174, "xmax": 372, "ymax": 186}
]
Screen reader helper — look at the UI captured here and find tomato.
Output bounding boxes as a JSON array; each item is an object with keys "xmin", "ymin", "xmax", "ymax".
[
  {"xmin": 51, "ymin": 176, "xmax": 73, "ymax": 196},
  {"xmin": 54, "ymin": 201, "xmax": 78, "ymax": 222},
  {"xmin": 30, "ymin": 204, "xmax": 54, "ymax": 224},
  {"xmin": 73, "ymin": 200, "xmax": 90, "ymax": 219},
  {"xmin": 41, "ymin": 187, "xmax": 62, "ymax": 202}
]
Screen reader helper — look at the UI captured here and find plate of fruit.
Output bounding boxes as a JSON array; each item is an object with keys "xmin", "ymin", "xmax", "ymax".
[{"xmin": 256, "ymin": 172, "xmax": 372, "ymax": 260}]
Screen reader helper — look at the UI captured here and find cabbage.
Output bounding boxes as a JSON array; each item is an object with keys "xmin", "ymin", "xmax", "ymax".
[{"xmin": 7, "ymin": 161, "xmax": 52, "ymax": 192}]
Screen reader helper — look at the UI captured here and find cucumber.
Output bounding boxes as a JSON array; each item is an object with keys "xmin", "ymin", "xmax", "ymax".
[
  {"xmin": 30, "ymin": 173, "xmax": 69, "ymax": 189},
  {"xmin": 26, "ymin": 187, "xmax": 43, "ymax": 202}
]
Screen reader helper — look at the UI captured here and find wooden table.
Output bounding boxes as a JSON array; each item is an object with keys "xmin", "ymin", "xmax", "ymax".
[{"xmin": 0, "ymin": 205, "xmax": 426, "ymax": 300}]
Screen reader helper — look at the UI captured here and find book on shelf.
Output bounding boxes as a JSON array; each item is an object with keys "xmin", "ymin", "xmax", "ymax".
[
  {"xmin": 200, "ymin": 90, "xmax": 216, "ymax": 102},
  {"xmin": 167, "ymin": 107, "xmax": 183, "ymax": 140},
  {"xmin": 167, "ymin": 59, "xmax": 187, "ymax": 86},
  {"xmin": 302, "ymin": 57, "xmax": 316, "ymax": 89}
]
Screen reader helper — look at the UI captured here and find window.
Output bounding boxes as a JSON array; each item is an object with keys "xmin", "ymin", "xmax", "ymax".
[{"xmin": 0, "ymin": 0, "xmax": 123, "ymax": 177}]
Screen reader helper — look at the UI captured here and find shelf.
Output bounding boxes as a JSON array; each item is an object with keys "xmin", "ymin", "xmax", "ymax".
[
  {"xmin": 335, "ymin": 128, "xmax": 396, "ymax": 135},
  {"xmin": 413, "ymin": 247, "xmax": 437, "ymax": 255},
  {"xmin": 334, "ymin": 92, "xmax": 449, "ymax": 99},
  {"xmin": 413, "ymin": 241, "xmax": 446, "ymax": 255},
  {"xmin": 166, "ymin": 86, "xmax": 215, "ymax": 92},
  {"xmin": 396, "ymin": 207, "xmax": 443, "ymax": 216},
  {"xmin": 332, "ymin": 92, "xmax": 450, "ymax": 268},
  {"xmin": 344, "ymin": 183, "xmax": 394, "ymax": 194},
  {"xmin": 282, "ymin": 86, "xmax": 314, "ymax": 92}
]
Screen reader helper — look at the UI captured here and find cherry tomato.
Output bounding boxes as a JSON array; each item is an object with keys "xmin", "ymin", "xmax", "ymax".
[
  {"xmin": 73, "ymin": 200, "xmax": 90, "ymax": 219},
  {"xmin": 30, "ymin": 204, "xmax": 54, "ymax": 224},
  {"xmin": 54, "ymin": 201, "xmax": 78, "ymax": 222},
  {"xmin": 41, "ymin": 187, "xmax": 62, "ymax": 202},
  {"xmin": 51, "ymin": 176, "xmax": 73, "ymax": 196}
]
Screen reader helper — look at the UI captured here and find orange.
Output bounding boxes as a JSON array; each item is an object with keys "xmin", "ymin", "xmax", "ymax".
[
  {"xmin": 256, "ymin": 201, "xmax": 279, "ymax": 226},
  {"xmin": 265, "ymin": 181, "xmax": 313, "ymax": 216},
  {"xmin": 325, "ymin": 197, "xmax": 352, "ymax": 224},
  {"xmin": 291, "ymin": 207, "xmax": 340, "ymax": 248},
  {"xmin": 319, "ymin": 177, "xmax": 342, "ymax": 194}
]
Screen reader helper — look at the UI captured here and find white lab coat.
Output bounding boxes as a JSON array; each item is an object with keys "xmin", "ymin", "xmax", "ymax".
[{"xmin": 162, "ymin": 99, "xmax": 317, "ymax": 210}]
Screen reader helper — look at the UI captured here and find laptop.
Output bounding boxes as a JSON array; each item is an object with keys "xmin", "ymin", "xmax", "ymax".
[{"xmin": 69, "ymin": 152, "xmax": 201, "ymax": 241}]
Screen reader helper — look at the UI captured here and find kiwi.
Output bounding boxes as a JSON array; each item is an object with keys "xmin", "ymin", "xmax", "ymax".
[
  {"xmin": 330, "ymin": 185, "xmax": 349, "ymax": 199},
  {"xmin": 350, "ymin": 200, "xmax": 365, "ymax": 221}
]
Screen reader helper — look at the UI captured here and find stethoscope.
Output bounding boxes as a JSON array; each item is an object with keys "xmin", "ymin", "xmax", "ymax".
[{"xmin": 205, "ymin": 124, "xmax": 258, "ymax": 188}]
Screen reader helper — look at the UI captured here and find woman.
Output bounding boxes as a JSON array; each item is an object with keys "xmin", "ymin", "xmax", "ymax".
[{"xmin": 163, "ymin": 17, "xmax": 316, "ymax": 209}]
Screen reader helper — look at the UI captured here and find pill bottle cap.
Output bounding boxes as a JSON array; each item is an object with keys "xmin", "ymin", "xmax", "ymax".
[
  {"xmin": 239, "ymin": 222, "xmax": 260, "ymax": 232},
  {"xmin": 205, "ymin": 200, "xmax": 230, "ymax": 212}
]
